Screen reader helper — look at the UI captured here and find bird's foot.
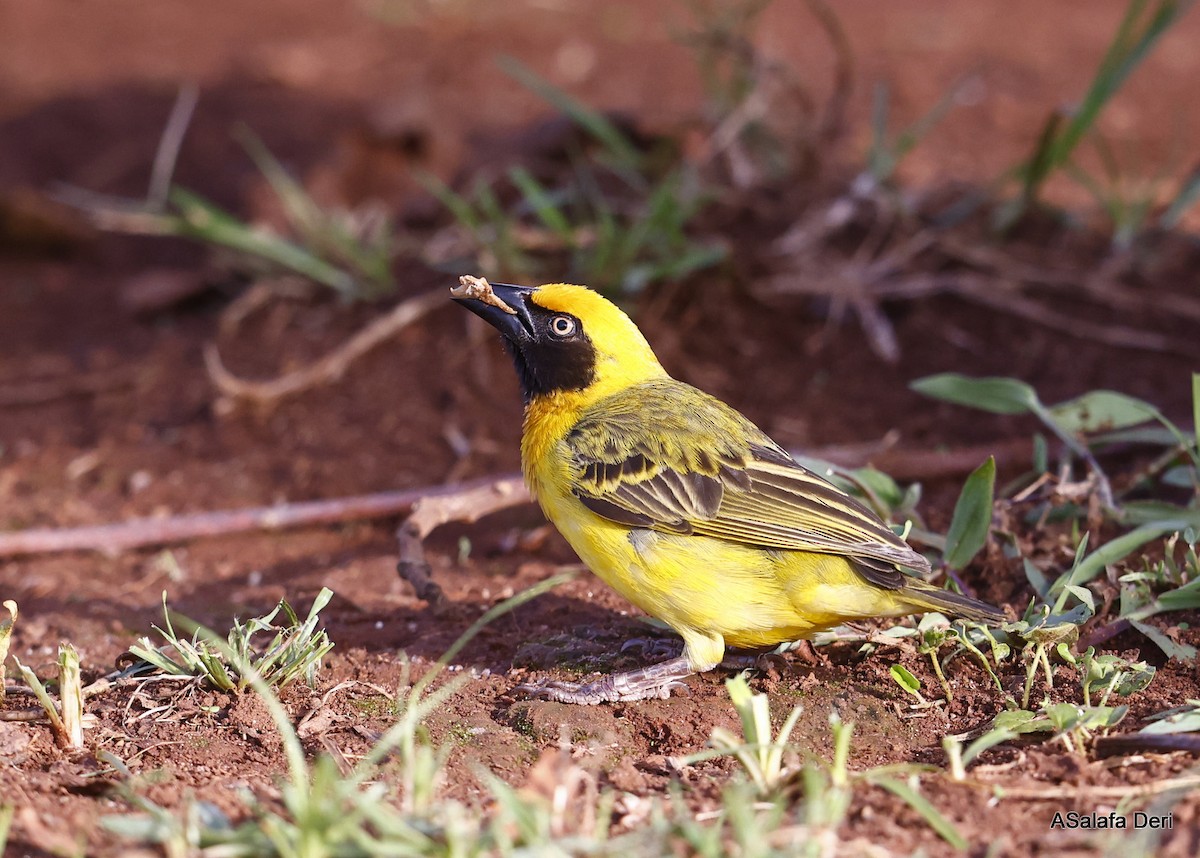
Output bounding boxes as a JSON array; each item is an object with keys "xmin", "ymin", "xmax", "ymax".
[{"xmin": 516, "ymin": 656, "xmax": 693, "ymax": 705}]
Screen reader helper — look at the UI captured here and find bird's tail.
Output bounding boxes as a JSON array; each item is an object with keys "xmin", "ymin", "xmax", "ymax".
[{"xmin": 905, "ymin": 581, "xmax": 1006, "ymax": 625}]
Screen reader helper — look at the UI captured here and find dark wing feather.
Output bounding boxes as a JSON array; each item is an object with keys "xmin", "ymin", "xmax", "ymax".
[{"xmin": 566, "ymin": 380, "xmax": 928, "ymax": 584}]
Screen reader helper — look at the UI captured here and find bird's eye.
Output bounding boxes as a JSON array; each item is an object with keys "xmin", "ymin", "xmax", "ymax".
[{"xmin": 549, "ymin": 315, "xmax": 577, "ymax": 338}]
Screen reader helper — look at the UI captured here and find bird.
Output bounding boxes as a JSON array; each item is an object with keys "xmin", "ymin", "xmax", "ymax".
[{"xmin": 451, "ymin": 277, "xmax": 1004, "ymax": 704}]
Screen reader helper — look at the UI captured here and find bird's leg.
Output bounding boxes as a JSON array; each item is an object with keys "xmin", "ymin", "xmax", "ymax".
[{"xmin": 516, "ymin": 656, "xmax": 693, "ymax": 705}]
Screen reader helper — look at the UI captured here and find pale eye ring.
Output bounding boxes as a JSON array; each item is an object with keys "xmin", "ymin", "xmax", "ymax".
[{"xmin": 549, "ymin": 315, "xmax": 576, "ymax": 337}]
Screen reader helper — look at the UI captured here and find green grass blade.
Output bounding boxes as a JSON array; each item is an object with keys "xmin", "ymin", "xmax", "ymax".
[
  {"xmin": 868, "ymin": 83, "xmax": 893, "ymax": 179},
  {"xmin": 890, "ymin": 664, "xmax": 922, "ymax": 697},
  {"xmin": 413, "ymin": 170, "xmax": 483, "ymax": 233},
  {"xmin": 508, "ymin": 165, "xmax": 575, "ymax": 241},
  {"xmin": 1193, "ymin": 373, "xmax": 1200, "ymax": 455},
  {"xmin": 944, "ymin": 457, "xmax": 996, "ymax": 570},
  {"xmin": 1051, "ymin": 0, "xmax": 1189, "ymax": 167},
  {"xmin": 167, "ymin": 188, "xmax": 355, "ymax": 295},
  {"xmin": 1129, "ymin": 618, "xmax": 1198, "ymax": 660},
  {"xmin": 887, "ymin": 79, "xmax": 964, "ymax": 172},
  {"xmin": 0, "ymin": 805, "xmax": 12, "ymax": 855},
  {"xmin": 1018, "ymin": 111, "xmax": 1066, "ymax": 200},
  {"xmin": 497, "ymin": 55, "xmax": 643, "ymax": 173}
]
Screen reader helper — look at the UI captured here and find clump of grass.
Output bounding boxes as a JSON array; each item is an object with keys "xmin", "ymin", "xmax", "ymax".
[
  {"xmin": 677, "ymin": 675, "xmax": 967, "ymax": 851},
  {"xmin": 125, "ymin": 588, "xmax": 335, "ymax": 693},
  {"xmin": 105, "ymin": 573, "xmax": 601, "ymax": 856},
  {"xmin": 66, "ymin": 116, "xmax": 395, "ymax": 302},
  {"xmin": 4, "ymin": 600, "xmax": 86, "ymax": 750},
  {"xmin": 421, "ymin": 57, "xmax": 726, "ymax": 300},
  {"xmin": 680, "ymin": 0, "xmax": 844, "ymax": 187},
  {"xmin": 0, "ymin": 600, "xmax": 15, "ymax": 704},
  {"xmin": 997, "ymin": 0, "xmax": 1195, "ymax": 231},
  {"xmin": 707, "ymin": 674, "xmax": 805, "ymax": 796},
  {"xmin": 1067, "ymin": 132, "xmax": 1200, "ymax": 250},
  {"xmin": 12, "ymin": 640, "xmax": 86, "ymax": 751}
]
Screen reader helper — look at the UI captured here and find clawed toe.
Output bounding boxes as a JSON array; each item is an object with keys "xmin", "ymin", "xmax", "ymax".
[
  {"xmin": 515, "ymin": 679, "xmax": 605, "ymax": 705},
  {"xmin": 514, "ymin": 678, "xmax": 688, "ymax": 704},
  {"xmin": 513, "ymin": 661, "xmax": 694, "ymax": 704}
]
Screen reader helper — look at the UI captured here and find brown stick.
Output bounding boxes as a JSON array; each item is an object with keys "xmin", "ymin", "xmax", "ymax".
[
  {"xmin": 0, "ymin": 475, "xmax": 530, "ymax": 559},
  {"xmin": 0, "ymin": 440, "xmax": 1025, "ymax": 560},
  {"xmin": 396, "ymin": 477, "xmax": 533, "ymax": 606}
]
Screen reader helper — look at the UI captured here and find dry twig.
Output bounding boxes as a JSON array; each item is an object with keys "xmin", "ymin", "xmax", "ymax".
[
  {"xmin": 767, "ymin": 200, "xmax": 1199, "ymax": 359},
  {"xmin": 0, "ymin": 439, "xmax": 1023, "ymax": 560},
  {"xmin": 397, "ymin": 475, "xmax": 529, "ymax": 605},
  {"xmin": 0, "ymin": 474, "xmax": 530, "ymax": 559},
  {"xmin": 974, "ymin": 773, "xmax": 1200, "ymax": 801},
  {"xmin": 205, "ymin": 288, "xmax": 445, "ymax": 405}
]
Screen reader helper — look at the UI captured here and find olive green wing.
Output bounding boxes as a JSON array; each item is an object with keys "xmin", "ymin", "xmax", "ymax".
[{"xmin": 565, "ymin": 380, "xmax": 929, "ymax": 585}]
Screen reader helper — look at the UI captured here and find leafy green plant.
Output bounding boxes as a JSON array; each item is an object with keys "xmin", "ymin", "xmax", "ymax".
[
  {"xmin": 914, "ymin": 614, "xmax": 962, "ymax": 703},
  {"xmin": 950, "ymin": 647, "xmax": 1151, "ymax": 759},
  {"xmin": 1059, "ymin": 645, "xmax": 1157, "ymax": 708},
  {"xmin": 992, "ymin": 702, "xmax": 1129, "ymax": 756},
  {"xmin": 912, "ymin": 373, "xmax": 1200, "ymax": 518},
  {"xmin": 126, "ymin": 588, "xmax": 335, "ymax": 693},
  {"xmin": 889, "ymin": 663, "xmax": 927, "ymax": 704},
  {"xmin": 997, "ymin": 0, "xmax": 1195, "ymax": 229},
  {"xmin": 1113, "ymin": 530, "xmax": 1200, "ymax": 659}
]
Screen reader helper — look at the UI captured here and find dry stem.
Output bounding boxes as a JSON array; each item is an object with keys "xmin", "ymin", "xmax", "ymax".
[
  {"xmin": 0, "ymin": 474, "xmax": 530, "ymax": 558},
  {"xmin": 205, "ymin": 288, "xmax": 445, "ymax": 405}
]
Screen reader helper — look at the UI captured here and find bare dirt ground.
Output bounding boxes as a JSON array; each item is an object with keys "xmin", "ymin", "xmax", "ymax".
[{"xmin": 2, "ymin": 1, "xmax": 1200, "ymax": 855}]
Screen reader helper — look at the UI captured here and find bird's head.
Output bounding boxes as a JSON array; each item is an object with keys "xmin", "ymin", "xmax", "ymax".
[{"xmin": 453, "ymin": 281, "xmax": 667, "ymax": 404}]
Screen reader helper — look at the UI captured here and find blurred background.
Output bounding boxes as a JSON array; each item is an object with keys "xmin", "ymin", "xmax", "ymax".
[{"xmin": 3, "ymin": 3, "xmax": 1200, "ymax": 853}]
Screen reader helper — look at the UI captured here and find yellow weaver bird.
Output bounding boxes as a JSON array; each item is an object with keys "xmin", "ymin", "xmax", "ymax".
[{"xmin": 453, "ymin": 278, "xmax": 1004, "ymax": 704}]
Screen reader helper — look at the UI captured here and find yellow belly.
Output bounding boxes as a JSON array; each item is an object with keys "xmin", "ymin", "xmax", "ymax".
[{"xmin": 539, "ymin": 485, "xmax": 911, "ymax": 667}]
